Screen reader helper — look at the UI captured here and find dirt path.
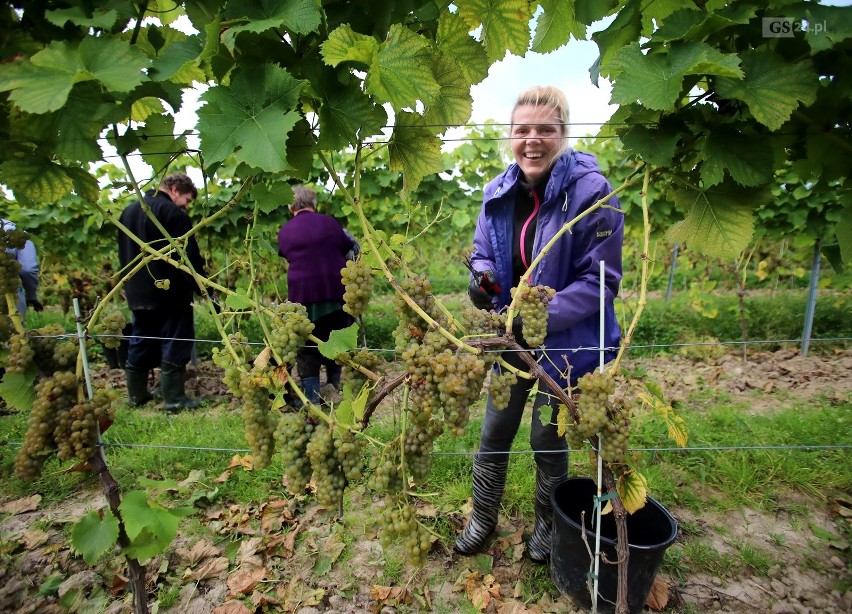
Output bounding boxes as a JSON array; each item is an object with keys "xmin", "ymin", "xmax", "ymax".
[{"xmin": 1, "ymin": 348, "xmax": 850, "ymax": 613}]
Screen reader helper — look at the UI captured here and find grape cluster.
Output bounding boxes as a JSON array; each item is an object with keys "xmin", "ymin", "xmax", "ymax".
[
  {"xmin": 6, "ymin": 334, "xmax": 34, "ymax": 374},
  {"xmin": 433, "ymin": 349, "xmax": 486, "ymax": 435},
  {"xmin": 26, "ymin": 324, "xmax": 77, "ymax": 372},
  {"xmin": 393, "ymin": 274, "xmax": 437, "ymax": 325},
  {"xmin": 341, "ymin": 257, "xmax": 373, "ymax": 317},
  {"xmin": 306, "ymin": 424, "xmax": 365, "ymax": 509},
  {"xmin": 213, "ymin": 333, "xmax": 253, "ymax": 395},
  {"xmin": 275, "ymin": 412, "xmax": 314, "ymax": 495},
  {"xmin": 512, "ymin": 284, "xmax": 556, "ymax": 347},
  {"xmin": 54, "ymin": 388, "xmax": 116, "ymax": 463},
  {"xmin": 487, "ymin": 367, "xmax": 517, "ymax": 411},
  {"xmin": 368, "ymin": 443, "xmax": 404, "ymax": 493},
  {"xmin": 339, "ymin": 347, "xmax": 382, "ymax": 396},
  {"xmin": 268, "ymin": 302, "xmax": 314, "ymax": 364},
  {"xmin": 566, "ymin": 371, "xmax": 632, "ymax": 473},
  {"xmin": 14, "ymin": 371, "xmax": 79, "ymax": 480},
  {"xmin": 377, "ymin": 499, "xmax": 433, "ymax": 567},
  {"xmin": 96, "ymin": 310, "xmax": 127, "ymax": 350},
  {"xmin": 238, "ymin": 369, "xmax": 277, "ymax": 468},
  {"xmin": 460, "ymin": 305, "xmax": 506, "ymax": 339}
]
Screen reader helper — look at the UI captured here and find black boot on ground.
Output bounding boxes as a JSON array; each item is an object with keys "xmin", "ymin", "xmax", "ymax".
[
  {"xmin": 160, "ymin": 362, "xmax": 200, "ymax": 412},
  {"xmin": 125, "ymin": 367, "xmax": 153, "ymax": 407},
  {"xmin": 454, "ymin": 458, "xmax": 509, "ymax": 555}
]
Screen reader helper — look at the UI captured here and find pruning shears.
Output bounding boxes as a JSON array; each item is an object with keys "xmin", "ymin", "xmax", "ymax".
[{"xmin": 463, "ymin": 257, "xmax": 501, "ymax": 295}]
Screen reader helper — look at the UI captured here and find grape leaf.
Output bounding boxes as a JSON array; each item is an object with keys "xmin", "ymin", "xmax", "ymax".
[
  {"xmin": 698, "ymin": 130, "xmax": 774, "ymax": 187},
  {"xmin": 64, "ymin": 166, "xmax": 100, "ymax": 203},
  {"xmin": 131, "ymin": 97, "xmax": 165, "ymax": 122},
  {"xmin": 0, "ymin": 158, "xmax": 76, "ymax": 206},
  {"xmin": 222, "ymin": 0, "xmax": 323, "ymax": 51},
  {"xmin": 315, "ymin": 77, "xmax": 388, "ymax": 150},
  {"xmin": 620, "ymin": 125, "xmax": 681, "ymax": 167},
  {"xmin": 45, "ymin": 7, "xmax": 120, "ymax": 29},
  {"xmin": 71, "ymin": 509, "xmax": 120, "ymax": 565},
  {"xmin": 532, "ymin": 0, "xmax": 585, "ymax": 54},
  {"xmin": 616, "ymin": 471, "xmax": 648, "ymax": 515},
  {"xmin": 321, "ymin": 24, "xmax": 379, "ymax": 67},
  {"xmin": 666, "ymin": 180, "xmax": 770, "ymax": 259},
  {"xmin": 119, "ymin": 491, "xmax": 193, "ymax": 558},
  {"xmin": 716, "ymin": 51, "xmax": 819, "ymax": 131},
  {"xmin": 388, "ymin": 112, "xmax": 443, "ymax": 199},
  {"xmin": 591, "ymin": 0, "xmax": 641, "ymax": 80},
  {"xmin": 251, "ymin": 182, "xmax": 294, "ymax": 215},
  {"xmin": 423, "ymin": 54, "xmax": 473, "ymax": 128},
  {"xmin": 436, "ymin": 11, "xmax": 489, "ymax": 86},
  {"xmin": 366, "ymin": 24, "xmax": 440, "ymax": 110},
  {"xmin": 318, "ymin": 323, "xmax": 359, "ymax": 360},
  {"xmin": 610, "ymin": 43, "xmax": 741, "ymax": 111},
  {"xmin": 456, "ymin": 0, "xmax": 532, "ymax": 63},
  {"xmin": 197, "ymin": 63, "xmax": 304, "ymax": 172},
  {"xmin": 225, "ymin": 291, "xmax": 255, "ymax": 311},
  {"xmin": 0, "ymin": 369, "xmax": 36, "ymax": 411},
  {"xmin": 139, "ymin": 113, "xmax": 189, "ymax": 172},
  {"xmin": 148, "ymin": 35, "xmax": 204, "ymax": 84}
]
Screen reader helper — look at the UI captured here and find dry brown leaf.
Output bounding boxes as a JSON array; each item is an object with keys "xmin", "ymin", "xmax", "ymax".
[
  {"xmin": 110, "ymin": 574, "xmax": 129, "ymax": 596},
  {"xmin": 645, "ymin": 576, "xmax": 670, "ymax": 611},
  {"xmin": 250, "ymin": 590, "xmax": 279, "ymax": 607},
  {"xmin": 497, "ymin": 599, "xmax": 533, "ymax": 614},
  {"xmin": 416, "ymin": 502, "xmax": 438, "ymax": 518},
  {"xmin": 272, "ymin": 364, "xmax": 289, "ymax": 386},
  {"xmin": 212, "ymin": 601, "xmax": 252, "ymax": 614},
  {"xmin": 254, "ymin": 346, "xmax": 272, "ymax": 369},
  {"xmin": 261, "ymin": 499, "xmax": 294, "ymax": 533},
  {"xmin": 496, "ymin": 527, "xmax": 524, "ymax": 551},
  {"xmin": 228, "ymin": 454, "xmax": 254, "ymax": 470},
  {"xmin": 183, "ymin": 556, "xmax": 229, "ymax": 582},
  {"xmin": 22, "ymin": 529, "xmax": 50, "ymax": 549},
  {"xmin": 227, "ymin": 567, "xmax": 266, "ymax": 598},
  {"xmin": 177, "ymin": 540, "xmax": 220, "ymax": 565},
  {"xmin": 280, "ymin": 580, "xmax": 324, "ymax": 611},
  {"xmin": 64, "ymin": 461, "xmax": 94, "ymax": 473},
  {"xmin": 214, "ymin": 470, "xmax": 232, "ymax": 484},
  {"xmin": 237, "ymin": 537, "xmax": 264, "ymax": 568},
  {"xmin": 465, "ymin": 571, "xmax": 502, "ymax": 611},
  {"xmin": 2, "ymin": 494, "xmax": 41, "ymax": 514},
  {"xmin": 370, "ymin": 585, "xmax": 412, "ymax": 605}
]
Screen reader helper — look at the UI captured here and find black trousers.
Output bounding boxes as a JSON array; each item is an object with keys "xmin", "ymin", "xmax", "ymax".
[{"xmin": 126, "ymin": 306, "xmax": 194, "ymax": 369}]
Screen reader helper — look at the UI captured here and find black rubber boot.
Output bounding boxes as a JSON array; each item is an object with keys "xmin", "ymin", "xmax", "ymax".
[
  {"xmin": 527, "ymin": 470, "xmax": 563, "ymax": 563},
  {"xmin": 160, "ymin": 362, "xmax": 200, "ymax": 412},
  {"xmin": 301, "ymin": 376, "xmax": 321, "ymax": 405},
  {"xmin": 125, "ymin": 367, "xmax": 153, "ymax": 407},
  {"xmin": 454, "ymin": 457, "xmax": 509, "ymax": 555}
]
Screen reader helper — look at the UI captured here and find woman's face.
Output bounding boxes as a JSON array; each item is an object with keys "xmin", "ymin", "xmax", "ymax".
[{"xmin": 510, "ymin": 104, "xmax": 565, "ymax": 183}]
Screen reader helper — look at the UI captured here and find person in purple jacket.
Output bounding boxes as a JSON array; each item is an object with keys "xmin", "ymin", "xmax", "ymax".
[
  {"xmin": 456, "ymin": 86, "xmax": 624, "ymax": 562},
  {"xmin": 278, "ymin": 186, "xmax": 356, "ymax": 404}
]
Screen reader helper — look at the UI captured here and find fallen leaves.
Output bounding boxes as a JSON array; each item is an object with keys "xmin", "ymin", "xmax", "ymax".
[
  {"xmin": 646, "ymin": 576, "xmax": 670, "ymax": 611},
  {"xmin": 2, "ymin": 495, "xmax": 41, "ymax": 514},
  {"xmin": 456, "ymin": 569, "xmax": 502, "ymax": 611},
  {"xmin": 370, "ymin": 585, "xmax": 412, "ymax": 608},
  {"xmin": 183, "ymin": 556, "xmax": 229, "ymax": 582},
  {"xmin": 227, "ymin": 567, "xmax": 266, "ymax": 598},
  {"xmin": 177, "ymin": 539, "xmax": 220, "ymax": 565}
]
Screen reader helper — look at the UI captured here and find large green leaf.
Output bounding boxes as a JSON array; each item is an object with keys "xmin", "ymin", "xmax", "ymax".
[
  {"xmin": 531, "ymin": 0, "xmax": 585, "ymax": 54},
  {"xmin": 321, "ymin": 24, "xmax": 379, "ymax": 67},
  {"xmin": 422, "ymin": 54, "xmax": 473, "ymax": 128},
  {"xmin": 836, "ymin": 204, "xmax": 851, "ymax": 265},
  {"xmin": 388, "ymin": 112, "xmax": 443, "ymax": 199},
  {"xmin": 0, "ymin": 369, "xmax": 36, "ymax": 411},
  {"xmin": 197, "ymin": 64, "xmax": 304, "ymax": 172},
  {"xmin": 222, "ymin": 0, "xmax": 323, "ymax": 51},
  {"xmin": 666, "ymin": 180, "xmax": 770, "ymax": 259},
  {"xmin": 45, "ymin": 6, "xmax": 121, "ymax": 29},
  {"xmin": 456, "ymin": 0, "xmax": 531, "ymax": 63},
  {"xmin": 0, "ymin": 158, "xmax": 75, "ymax": 206},
  {"xmin": 317, "ymin": 80, "xmax": 388, "ymax": 150},
  {"xmin": 71, "ymin": 510, "xmax": 119, "ymax": 565},
  {"xmin": 366, "ymin": 25, "xmax": 440, "ymax": 110},
  {"xmin": 654, "ymin": 4, "xmax": 755, "ymax": 43},
  {"xmin": 620, "ymin": 124, "xmax": 681, "ymax": 166},
  {"xmin": 716, "ymin": 51, "xmax": 819, "ymax": 131},
  {"xmin": 610, "ymin": 42, "xmax": 741, "ymax": 111},
  {"xmin": 698, "ymin": 130, "xmax": 774, "ymax": 187},
  {"xmin": 252, "ymin": 182, "xmax": 294, "ymax": 215},
  {"xmin": 148, "ymin": 34, "xmax": 204, "ymax": 84},
  {"xmin": 436, "ymin": 11, "xmax": 489, "ymax": 86},
  {"xmin": 318, "ymin": 323, "xmax": 359, "ymax": 360},
  {"xmin": 616, "ymin": 471, "xmax": 648, "ymax": 515},
  {"xmin": 138, "ymin": 113, "xmax": 189, "ymax": 173},
  {"xmin": 119, "ymin": 491, "xmax": 193, "ymax": 563},
  {"xmin": 591, "ymin": 0, "xmax": 641, "ymax": 80},
  {"xmin": 0, "ymin": 37, "xmax": 148, "ymax": 114}
]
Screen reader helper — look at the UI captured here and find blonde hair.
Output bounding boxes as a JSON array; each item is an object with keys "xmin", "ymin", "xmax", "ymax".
[{"xmin": 290, "ymin": 185, "xmax": 317, "ymax": 213}]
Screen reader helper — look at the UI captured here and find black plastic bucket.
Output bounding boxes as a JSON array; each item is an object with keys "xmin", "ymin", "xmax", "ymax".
[{"xmin": 550, "ymin": 477, "xmax": 678, "ymax": 614}]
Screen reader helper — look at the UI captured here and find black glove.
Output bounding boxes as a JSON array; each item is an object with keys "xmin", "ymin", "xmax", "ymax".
[
  {"xmin": 27, "ymin": 299, "xmax": 44, "ymax": 312},
  {"xmin": 468, "ymin": 269, "xmax": 498, "ymax": 310},
  {"xmin": 511, "ymin": 315, "xmax": 529, "ymax": 349}
]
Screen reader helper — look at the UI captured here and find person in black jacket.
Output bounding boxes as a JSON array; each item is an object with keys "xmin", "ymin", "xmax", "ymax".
[{"xmin": 118, "ymin": 172, "xmax": 207, "ymax": 411}]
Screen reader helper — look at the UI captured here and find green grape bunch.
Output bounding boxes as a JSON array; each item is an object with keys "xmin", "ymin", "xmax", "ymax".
[
  {"xmin": 512, "ymin": 284, "xmax": 556, "ymax": 347},
  {"xmin": 377, "ymin": 499, "xmax": 433, "ymax": 567},
  {"xmin": 95, "ymin": 310, "xmax": 127, "ymax": 350},
  {"xmin": 487, "ymin": 367, "xmax": 517, "ymax": 411},
  {"xmin": 275, "ymin": 412, "xmax": 314, "ymax": 495},
  {"xmin": 341, "ymin": 257, "xmax": 373, "ymax": 317},
  {"xmin": 567, "ymin": 371, "xmax": 632, "ymax": 473},
  {"xmin": 268, "ymin": 302, "xmax": 314, "ymax": 364}
]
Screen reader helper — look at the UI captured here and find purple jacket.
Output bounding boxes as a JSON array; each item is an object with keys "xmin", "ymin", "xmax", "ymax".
[
  {"xmin": 278, "ymin": 211, "xmax": 354, "ymax": 304},
  {"xmin": 471, "ymin": 150, "xmax": 624, "ymax": 386}
]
